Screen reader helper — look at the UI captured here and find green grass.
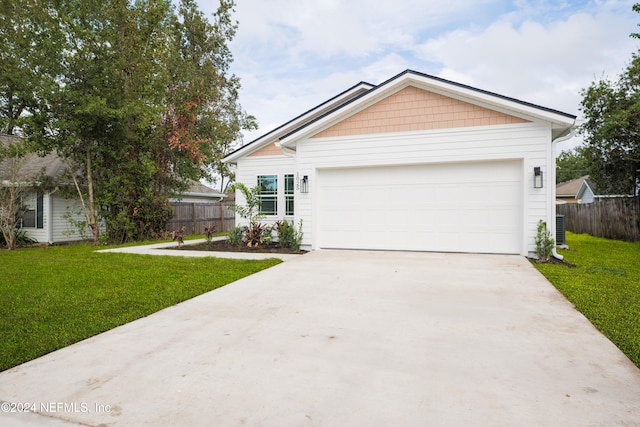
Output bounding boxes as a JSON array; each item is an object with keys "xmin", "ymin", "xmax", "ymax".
[
  {"xmin": 0, "ymin": 244, "xmax": 281, "ymax": 371},
  {"xmin": 534, "ymin": 232, "xmax": 640, "ymax": 368}
]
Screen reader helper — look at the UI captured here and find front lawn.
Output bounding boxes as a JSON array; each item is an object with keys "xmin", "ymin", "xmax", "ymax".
[
  {"xmin": 534, "ymin": 232, "xmax": 640, "ymax": 368},
  {"xmin": 0, "ymin": 244, "xmax": 281, "ymax": 371}
]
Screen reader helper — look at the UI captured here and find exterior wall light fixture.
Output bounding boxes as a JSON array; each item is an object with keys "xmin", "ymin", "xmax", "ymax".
[
  {"xmin": 533, "ymin": 167, "xmax": 543, "ymax": 188},
  {"xmin": 300, "ymin": 175, "xmax": 309, "ymax": 193}
]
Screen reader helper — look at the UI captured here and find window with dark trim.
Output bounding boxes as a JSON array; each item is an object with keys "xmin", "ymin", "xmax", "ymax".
[
  {"xmin": 22, "ymin": 193, "xmax": 44, "ymax": 229},
  {"xmin": 257, "ymin": 175, "xmax": 277, "ymax": 215},
  {"xmin": 285, "ymin": 174, "xmax": 294, "ymax": 216}
]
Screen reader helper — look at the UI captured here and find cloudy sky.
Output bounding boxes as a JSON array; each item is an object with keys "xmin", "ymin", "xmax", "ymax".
[{"xmin": 198, "ymin": 0, "xmax": 639, "ymax": 153}]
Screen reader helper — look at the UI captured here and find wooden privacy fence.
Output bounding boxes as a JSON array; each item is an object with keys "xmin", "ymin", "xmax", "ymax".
[
  {"xmin": 556, "ymin": 197, "xmax": 640, "ymax": 242},
  {"xmin": 167, "ymin": 202, "xmax": 235, "ymax": 235}
]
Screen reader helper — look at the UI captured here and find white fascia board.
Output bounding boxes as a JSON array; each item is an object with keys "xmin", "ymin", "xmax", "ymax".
[{"xmin": 224, "ymin": 82, "xmax": 374, "ymax": 164}]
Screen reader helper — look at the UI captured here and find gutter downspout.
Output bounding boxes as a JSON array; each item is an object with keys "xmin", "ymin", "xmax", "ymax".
[
  {"xmin": 276, "ymin": 142, "xmax": 296, "ymax": 158},
  {"xmin": 550, "ymin": 128, "xmax": 576, "ymax": 260}
]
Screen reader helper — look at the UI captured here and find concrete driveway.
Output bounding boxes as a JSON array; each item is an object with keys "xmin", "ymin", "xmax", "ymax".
[{"xmin": 1, "ymin": 250, "xmax": 640, "ymax": 426}]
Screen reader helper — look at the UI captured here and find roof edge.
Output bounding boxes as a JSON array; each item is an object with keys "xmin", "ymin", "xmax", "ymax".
[
  {"xmin": 279, "ymin": 69, "xmax": 577, "ymax": 143},
  {"xmin": 223, "ymin": 80, "xmax": 375, "ymax": 163}
]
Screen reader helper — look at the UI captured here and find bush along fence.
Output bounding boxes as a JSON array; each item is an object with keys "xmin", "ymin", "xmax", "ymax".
[
  {"xmin": 557, "ymin": 197, "xmax": 640, "ymax": 242},
  {"xmin": 167, "ymin": 202, "xmax": 235, "ymax": 235}
]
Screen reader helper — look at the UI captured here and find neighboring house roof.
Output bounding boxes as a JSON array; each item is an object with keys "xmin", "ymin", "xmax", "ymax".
[
  {"xmin": 223, "ymin": 69, "xmax": 576, "ymax": 164},
  {"xmin": 556, "ymin": 175, "xmax": 590, "ymax": 198},
  {"xmin": 1, "ymin": 135, "xmax": 223, "ymax": 203},
  {"xmin": 170, "ymin": 181, "xmax": 227, "ymax": 203},
  {"xmin": 182, "ymin": 181, "xmax": 226, "ymax": 199},
  {"xmin": 0, "ymin": 134, "xmax": 67, "ymax": 184}
]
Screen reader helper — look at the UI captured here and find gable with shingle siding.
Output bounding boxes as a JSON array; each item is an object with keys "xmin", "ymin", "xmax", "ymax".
[{"xmin": 312, "ymin": 86, "xmax": 529, "ymax": 139}]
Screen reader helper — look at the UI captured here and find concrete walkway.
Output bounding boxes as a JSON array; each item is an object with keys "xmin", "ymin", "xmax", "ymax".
[
  {"xmin": 1, "ymin": 250, "xmax": 640, "ymax": 426},
  {"xmin": 96, "ymin": 237, "xmax": 301, "ymax": 261}
]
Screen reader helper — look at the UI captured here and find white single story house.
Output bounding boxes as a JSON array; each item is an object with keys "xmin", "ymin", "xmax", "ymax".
[
  {"xmin": 0, "ymin": 134, "xmax": 89, "ymax": 244},
  {"xmin": 224, "ymin": 70, "xmax": 576, "ymax": 256}
]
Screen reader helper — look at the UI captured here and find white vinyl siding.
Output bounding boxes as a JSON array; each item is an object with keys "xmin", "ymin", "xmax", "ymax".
[
  {"xmin": 297, "ymin": 122, "xmax": 553, "ymax": 255},
  {"xmin": 20, "ymin": 192, "xmax": 89, "ymax": 244},
  {"xmin": 51, "ymin": 194, "xmax": 89, "ymax": 242},
  {"xmin": 235, "ymin": 155, "xmax": 295, "ymax": 226}
]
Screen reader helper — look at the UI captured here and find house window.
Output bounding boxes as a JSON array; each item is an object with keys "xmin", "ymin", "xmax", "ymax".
[
  {"xmin": 285, "ymin": 174, "xmax": 294, "ymax": 216},
  {"xmin": 257, "ymin": 175, "xmax": 277, "ymax": 215},
  {"xmin": 22, "ymin": 193, "xmax": 44, "ymax": 229}
]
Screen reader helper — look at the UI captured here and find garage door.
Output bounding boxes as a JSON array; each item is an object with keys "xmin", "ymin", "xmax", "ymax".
[{"xmin": 317, "ymin": 160, "xmax": 522, "ymax": 254}]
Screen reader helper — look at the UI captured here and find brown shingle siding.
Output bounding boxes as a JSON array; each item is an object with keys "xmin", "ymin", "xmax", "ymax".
[{"xmin": 312, "ymin": 87, "xmax": 530, "ymax": 139}]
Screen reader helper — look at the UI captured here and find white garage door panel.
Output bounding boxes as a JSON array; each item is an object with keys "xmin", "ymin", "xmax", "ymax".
[{"xmin": 317, "ymin": 161, "xmax": 522, "ymax": 254}]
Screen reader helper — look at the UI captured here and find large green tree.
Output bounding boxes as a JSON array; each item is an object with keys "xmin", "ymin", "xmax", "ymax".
[
  {"xmin": 556, "ymin": 147, "xmax": 590, "ymax": 183},
  {"xmin": 0, "ymin": 0, "xmax": 63, "ymax": 136},
  {"xmin": 579, "ymin": 3, "xmax": 640, "ymax": 195},
  {"xmin": 7, "ymin": 0, "xmax": 253, "ymax": 244},
  {"xmin": 31, "ymin": 0, "xmax": 175, "ymax": 243},
  {"xmin": 161, "ymin": 0, "xmax": 255, "ymax": 193}
]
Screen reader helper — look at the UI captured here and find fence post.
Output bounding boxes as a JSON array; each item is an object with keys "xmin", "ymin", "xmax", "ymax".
[{"xmin": 191, "ymin": 203, "xmax": 196, "ymax": 235}]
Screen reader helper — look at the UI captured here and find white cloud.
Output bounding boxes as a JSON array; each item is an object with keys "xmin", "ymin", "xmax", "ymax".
[
  {"xmin": 202, "ymin": 0, "xmax": 640, "ymax": 151},
  {"xmin": 416, "ymin": 6, "xmax": 638, "ymax": 114}
]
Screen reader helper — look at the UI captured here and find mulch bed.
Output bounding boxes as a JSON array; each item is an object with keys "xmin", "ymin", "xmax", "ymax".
[
  {"xmin": 166, "ymin": 239, "xmax": 307, "ymax": 255},
  {"xmin": 530, "ymin": 257, "xmax": 576, "ymax": 267}
]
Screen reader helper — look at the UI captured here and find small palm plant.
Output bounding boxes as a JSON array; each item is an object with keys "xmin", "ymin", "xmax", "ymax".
[
  {"xmin": 228, "ymin": 183, "xmax": 271, "ymax": 247},
  {"xmin": 228, "ymin": 183, "xmax": 264, "ymax": 226}
]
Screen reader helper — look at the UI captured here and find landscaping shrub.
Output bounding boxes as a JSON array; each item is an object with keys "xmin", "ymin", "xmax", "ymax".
[
  {"xmin": 535, "ymin": 220, "xmax": 554, "ymax": 260},
  {"xmin": 276, "ymin": 220, "xmax": 303, "ymax": 251},
  {"xmin": 0, "ymin": 227, "xmax": 37, "ymax": 249},
  {"xmin": 227, "ymin": 226, "xmax": 244, "ymax": 246}
]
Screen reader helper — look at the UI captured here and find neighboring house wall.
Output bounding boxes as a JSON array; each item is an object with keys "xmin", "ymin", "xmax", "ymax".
[
  {"xmin": 21, "ymin": 190, "xmax": 89, "ymax": 244},
  {"xmin": 296, "ymin": 120, "xmax": 553, "ymax": 255},
  {"xmin": 50, "ymin": 193, "xmax": 89, "ymax": 242},
  {"xmin": 579, "ymin": 189, "xmax": 595, "ymax": 204}
]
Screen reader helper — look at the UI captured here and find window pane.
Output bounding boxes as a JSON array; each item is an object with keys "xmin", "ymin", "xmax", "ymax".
[
  {"xmin": 258, "ymin": 175, "xmax": 277, "ymax": 195},
  {"xmin": 286, "ymin": 196, "xmax": 294, "ymax": 216},
  {"xmin": 285, "ymin": 174, "xmax": 294, "ymax": 194},
  {"xmin": 23, "ymin": 210, "xmax": 35, "ymax": 228},
  {"xmin": 259, "ymin": 196, "xmax": 277, "ymax": 215}
]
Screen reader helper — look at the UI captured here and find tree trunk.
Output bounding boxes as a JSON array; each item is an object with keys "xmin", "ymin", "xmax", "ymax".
[
  {"xmin": 0, "ymin": 187, "xmax": 18, "ymax": 250},
  {"xmin": 85, "ymin": 149, "xmax": 99, "ymax": 245},
  {"xmin": 67, "ymin": 147, "xmax": 100, "ymax": 245}
]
